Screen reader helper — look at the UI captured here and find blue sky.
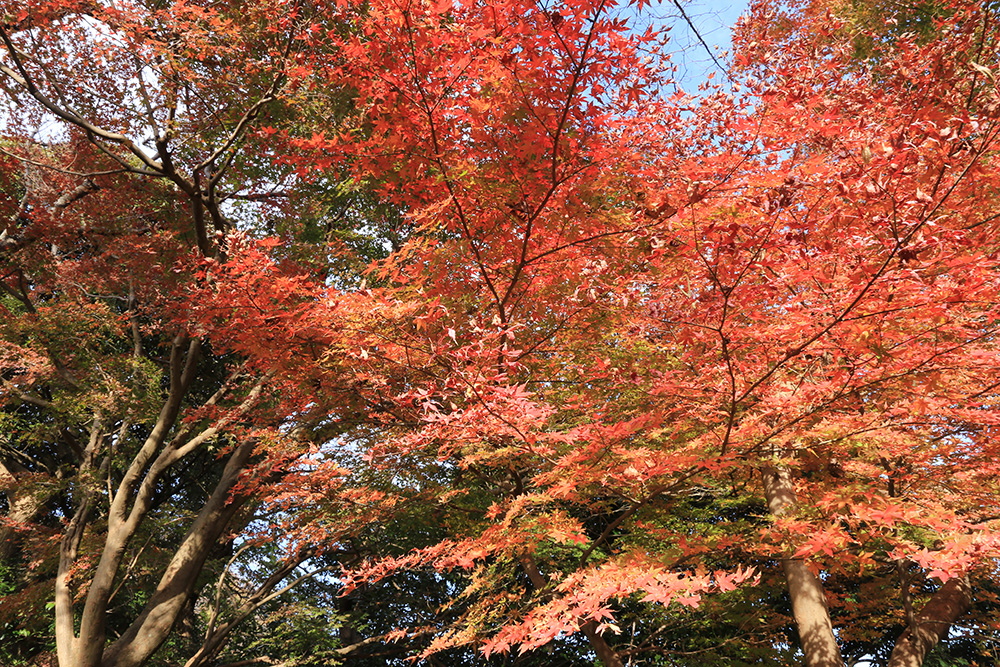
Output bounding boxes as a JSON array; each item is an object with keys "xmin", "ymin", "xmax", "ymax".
[
  {"xmin": 631, "ymin": 0, "xmax": 751, "ymax": 91},
  {"xmin": 673, "ymin": 1, "xmax": 750, "ymax": 84}
]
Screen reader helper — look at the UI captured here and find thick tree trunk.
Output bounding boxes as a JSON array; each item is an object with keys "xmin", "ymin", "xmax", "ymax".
[
  {"xmin": 0, "ymin": 495, "xmax": 42, "ymax": 558},
  {"xmin": 886, "ymin": 576, "xmax": 972, "ymax": 667},
  {"xmin": 0, "ymin": 462, "xmax": 50, "ymax": 560},
  {"xmin": 98, "ymin": 438, "xmax": 256, "ymax": 667},
  {"xmin": 762, "ymin": 466, "xmax": 844, "ymax": 667},
  {"xmin": 580, "ymin": 621, "xmax": 626, "ymax": 667},
  {"xmin": 56, "ymin": 340, "xmax": 201, "ymax": 667}
]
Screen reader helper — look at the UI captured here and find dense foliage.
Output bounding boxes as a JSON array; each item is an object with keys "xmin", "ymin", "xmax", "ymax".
[{"xmin": 1, "ymin": 0, "xmax": 999, "ymax": 666}]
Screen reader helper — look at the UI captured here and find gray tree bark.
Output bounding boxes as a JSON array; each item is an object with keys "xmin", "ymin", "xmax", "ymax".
[{"xmin": 763, "ymin": 466, "xmax": 845, "ymax": 667}]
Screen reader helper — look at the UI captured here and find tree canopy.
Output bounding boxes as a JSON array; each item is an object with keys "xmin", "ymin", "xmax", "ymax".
[{"xmin": 1, "ymin": 0, "xmax": 999, "ymax": 666}]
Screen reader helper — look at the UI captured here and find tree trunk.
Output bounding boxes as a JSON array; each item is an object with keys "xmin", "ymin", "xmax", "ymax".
[
  {"xmin": 0, "ymin": 461, "xmax": 50, "ymax": 561},
  {"xmin": 99, "ymin": 438, "xmax": 257, "ymax": 667},
  {"xmin": 886, "ymin": 576, "xmax": 972, "ymax": 667},
  {"xmin": 762, "ymin": 466, "xmax": 844, "ymax": 667},
  {"xmin": 580, "ymin": 621, "xmax": 626, "ymax": 667}
]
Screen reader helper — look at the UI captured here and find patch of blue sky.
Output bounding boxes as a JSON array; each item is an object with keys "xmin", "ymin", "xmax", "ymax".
[{"xmin": 616, "ymin": 0, "xmax": 751, "ymax": 93}]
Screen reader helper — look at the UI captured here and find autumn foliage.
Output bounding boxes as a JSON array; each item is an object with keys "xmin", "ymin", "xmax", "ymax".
[{"xmin": 1, "ymin": 0, "xmax": 1000, "ymax": 665}]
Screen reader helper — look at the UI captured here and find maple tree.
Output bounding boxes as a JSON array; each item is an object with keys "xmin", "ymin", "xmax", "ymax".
[
  {"xmin": 0, "ymin": 1, "xmax": 348, "ymax": 666},
  {"xmin": 2, "ymin": 0, "xmax": 1000, "ymax": 666}
]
